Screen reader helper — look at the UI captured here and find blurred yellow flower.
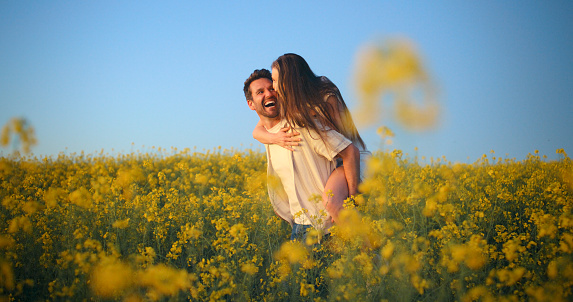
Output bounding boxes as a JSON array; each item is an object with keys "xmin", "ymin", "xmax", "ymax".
[
  {"xmin": 22, "ymin": 201, "xmax": 42, "ymax": 215},
  {"xmin": 43, "ymin": 187, "xmax": 65, "ymax": 208},
  {"xmin": 495, "ymin": 267, "xmax": 526, "ymax": 286},
  {"xmin": 90, "ymin": 258, "xmax": 133, "ymax": 299},
  {"xmin": 547, "ymin": 260, "xmax": 558, "ymax": 279},
  {"xmin": 462, "ymin": 286, "xmax": 492, "ymax": 302},
  {"xmin": 533, "ymin": 213, "xmax": 558, "ymax": 239},
  {"xmin": 0, "ymin": 117, "xmax": 37, "ymax": 153},
  {"xmin": 352, "ymin": 38, "xmax": 440, "ymax": 130},
  {"xmin": 0, "ymin": 236, "xmax": 14, "ymax": 250},
  {"xmin": 112, "ymin": 218, "xmax": 130, "ymax": 229},
  {"xmin": 353, "ymin": 252, "xmax": 373, "ymax": 275},
  {"xmin": 335, "ymin": 209, "xmax": 380, "ymax": 247},
  {"xmin": 300, "ymin": 282, "xmax": 315, "ymax": 297},
  {"xmin": 0, "ymin": 261, "xmax": 15, "ymax": 291},
  {"xmin": 8, "ymin": 216, "xmax": 32, "ymax": 233},
  {"xmin": 0, "ymin": 123, "xmax": 9, "ymax": 146},
  {"xmin": 137, "ymin": 264, "xmax": 192, "ymax": 298},
  {"xmin": 274, "ymin": 241, "xmax": 308, "ymax": 265},
  {"xmin": 69, "ymin": 187, "xmax": 92, "ymax": 209},
  {"xmin": 377, "ymin": 126, "xmax": 395, "ymax": 139},
  {"xmin": 305, "ymin": 228, "xmax": 320, "ymax": 246},
  {"xmin": 240, "ymin": 263, "xmax": 258, "ymax": 275},
  {"xmin": 410, "ymin": 274, "xmax": 429, "ymax": 295},
  {"xmin": 327, "ymin": 261, "xmax": 345, "ymax": 279},
  {"xmin": 559, "ymin": 233, "xmax": 573, "ymax": 253},
  {"xmin": 422, "ymin": 197, "xmax": 438, "ymax": 217},
  {"xmin": 183, "ymin": 224, "xmax": 202, "ymax": 240},
  {"xmin": 381, "ymin": 241, "xmax": 395, "ymax": 259}
]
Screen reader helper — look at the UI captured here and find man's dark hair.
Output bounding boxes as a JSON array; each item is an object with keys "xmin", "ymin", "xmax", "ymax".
[{"xmin": 243, "ymin": 69, "xmax": 272, "ymax": 101}]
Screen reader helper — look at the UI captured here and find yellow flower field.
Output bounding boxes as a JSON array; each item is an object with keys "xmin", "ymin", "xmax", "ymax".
[{"xmin": 0, "ymin": 146, "xmax": 571, "ymax": 301}]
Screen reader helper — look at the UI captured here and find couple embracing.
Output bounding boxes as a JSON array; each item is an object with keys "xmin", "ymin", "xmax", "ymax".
[{"xmin": 243, "ymin": 53, "xmax": 370, "ymax": 242}]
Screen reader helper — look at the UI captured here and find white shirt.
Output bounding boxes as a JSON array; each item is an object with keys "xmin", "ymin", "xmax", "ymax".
[{"xmin": 265, "ymin": 119, "xmax": 351, "ymax": 232}]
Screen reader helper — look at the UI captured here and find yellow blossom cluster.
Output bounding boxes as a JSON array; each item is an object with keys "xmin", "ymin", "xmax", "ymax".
[
  {"xmin": 1, "ymin": 118, "xmax": 37, "ymax": 154},
  {"xmin": 0, "ymin": 148, "xmax": 288, "ymax": 300},
  {"xmin": 352, "ymin": 38, "xmax": 440, "ymax": 131},
  {"xmin": 0, "ymin": 145, "xmax": 571, "ymax": 301},
  {"xmin": 347, "ymin": 148, "xmax": 573, "ymax": 301}
]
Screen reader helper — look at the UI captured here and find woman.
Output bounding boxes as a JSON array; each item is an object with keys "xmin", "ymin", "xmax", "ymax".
[{"xmin": 253, "ymin": 53, "xmax": 370, "ymax": 222}]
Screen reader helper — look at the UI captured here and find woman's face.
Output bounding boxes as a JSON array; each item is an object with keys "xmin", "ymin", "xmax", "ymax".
[{"xmin": 271, "ymin": 67, "xmax": 279, "ymax": 94}]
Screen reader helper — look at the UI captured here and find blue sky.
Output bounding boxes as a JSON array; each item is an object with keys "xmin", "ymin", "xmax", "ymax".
[{"xmin": 1, "ymin": 1, "xmax": 572, "ymax": 163}]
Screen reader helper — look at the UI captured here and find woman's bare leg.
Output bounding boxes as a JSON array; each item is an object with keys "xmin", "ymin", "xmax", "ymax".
[{"xmin": 323, "ymin": 166, "xmax": 349, "ymax": 223}]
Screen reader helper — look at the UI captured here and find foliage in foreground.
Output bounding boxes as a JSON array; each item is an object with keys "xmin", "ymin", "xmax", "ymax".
[{"xmin": 0, "ymin": 148, "xmax": 572, "ymax": 301}]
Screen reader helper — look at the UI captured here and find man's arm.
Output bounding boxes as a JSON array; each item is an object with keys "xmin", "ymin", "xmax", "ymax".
[{"xmin": 338, "ymin": 143, "xmax": 360, "ymax": 196}]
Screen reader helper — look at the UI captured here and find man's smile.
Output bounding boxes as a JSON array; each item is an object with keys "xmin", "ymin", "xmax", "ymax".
[{"xmin": 263, "ymin": 98, "xmax": 277, "ymax": 108}]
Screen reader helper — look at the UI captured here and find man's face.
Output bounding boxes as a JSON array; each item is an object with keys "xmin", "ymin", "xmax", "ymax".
[{"xmin": 248, "ymin": 78, "xmax": 279, "ymax": 119}]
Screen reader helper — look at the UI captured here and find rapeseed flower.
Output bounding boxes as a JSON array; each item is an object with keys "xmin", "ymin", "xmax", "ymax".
[
  {"xmin": 240, "ymin": 262, "xmax": 258, "ymax": 275},
  {"xmin": 352, "ymin": 38, "xmax": 440, "ymax": 130},
  {"xmin": 90, "ymin": 258, "xmax": 133, "ymax": 298},
  {"xmin": 1, "ymin": 146, "xmax": 571, "ymax": 301},
  {"xmin": 275, "ymin": 241, "xmax": 308, "ymax": 265},
  {"xmin": 112, "ymin": 218, "xmax": 130, "ymax": 229},
  {"xmin": 8, "ymin": 216, "xmax": 32, "ymax": 233},
  {"xmin": 69, "ymin": 187, "xmax": 92, "ymax": 209},
  {"xmin": 559, "ymin": 233, "xmax": 573, "ymax": 253},
  {"xmin": 0, "ymin": 261, "xmax": 14, "ymax": 291},
  {"xmin": 137, "ymin": 264, "xmax": 192, "ymax": 299},
  {"xmin": 494, "ymin": 267, "xmax": 527, "ymax": 287},
  {"xmin": 381, "ymin": 240, "xmax": 395, "ymax": 259},
  {"xmin": 0, "ymin": 117, "xmax": 37, "ymax": 153}
]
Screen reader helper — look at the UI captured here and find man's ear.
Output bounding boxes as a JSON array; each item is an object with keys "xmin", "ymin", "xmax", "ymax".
[{"xmin": 247, "ymin": 100, "xmax": 255, "ymax": 111}]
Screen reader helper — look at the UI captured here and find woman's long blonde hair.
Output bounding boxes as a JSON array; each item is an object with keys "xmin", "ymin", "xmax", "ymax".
[{"xmin": 272, "ymin": 53, "xmax": 365, "ymax": 150}]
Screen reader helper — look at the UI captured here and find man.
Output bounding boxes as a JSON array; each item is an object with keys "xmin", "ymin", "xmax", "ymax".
[{"xmin": 243, "ymin": 69, "xmax": 360, "ymax": 241}]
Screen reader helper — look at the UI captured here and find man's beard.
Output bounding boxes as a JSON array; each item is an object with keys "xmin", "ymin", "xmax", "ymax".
[{"xmin": 259, "ymin": 97, "xmax": 279, "ymax": 118}]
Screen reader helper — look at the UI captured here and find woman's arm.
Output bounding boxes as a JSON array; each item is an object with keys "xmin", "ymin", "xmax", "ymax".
[{"xmin": 253, "ymin": 120, "xmax": 301, "ymax": 151}]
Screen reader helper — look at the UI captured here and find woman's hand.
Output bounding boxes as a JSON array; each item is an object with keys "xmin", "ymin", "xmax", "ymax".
[
  {"xmin": 253, "ymin": 122, "xmax": 301, "ymax": 151},
  {"xmin": 274, "ymin": 126, "xmax": 301, "ymax": 151}
]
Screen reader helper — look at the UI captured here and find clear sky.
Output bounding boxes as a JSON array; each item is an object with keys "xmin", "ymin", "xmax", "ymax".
[{"xmin": 1, "ymin": 1, "xmax": 572, "ymax": 163}]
